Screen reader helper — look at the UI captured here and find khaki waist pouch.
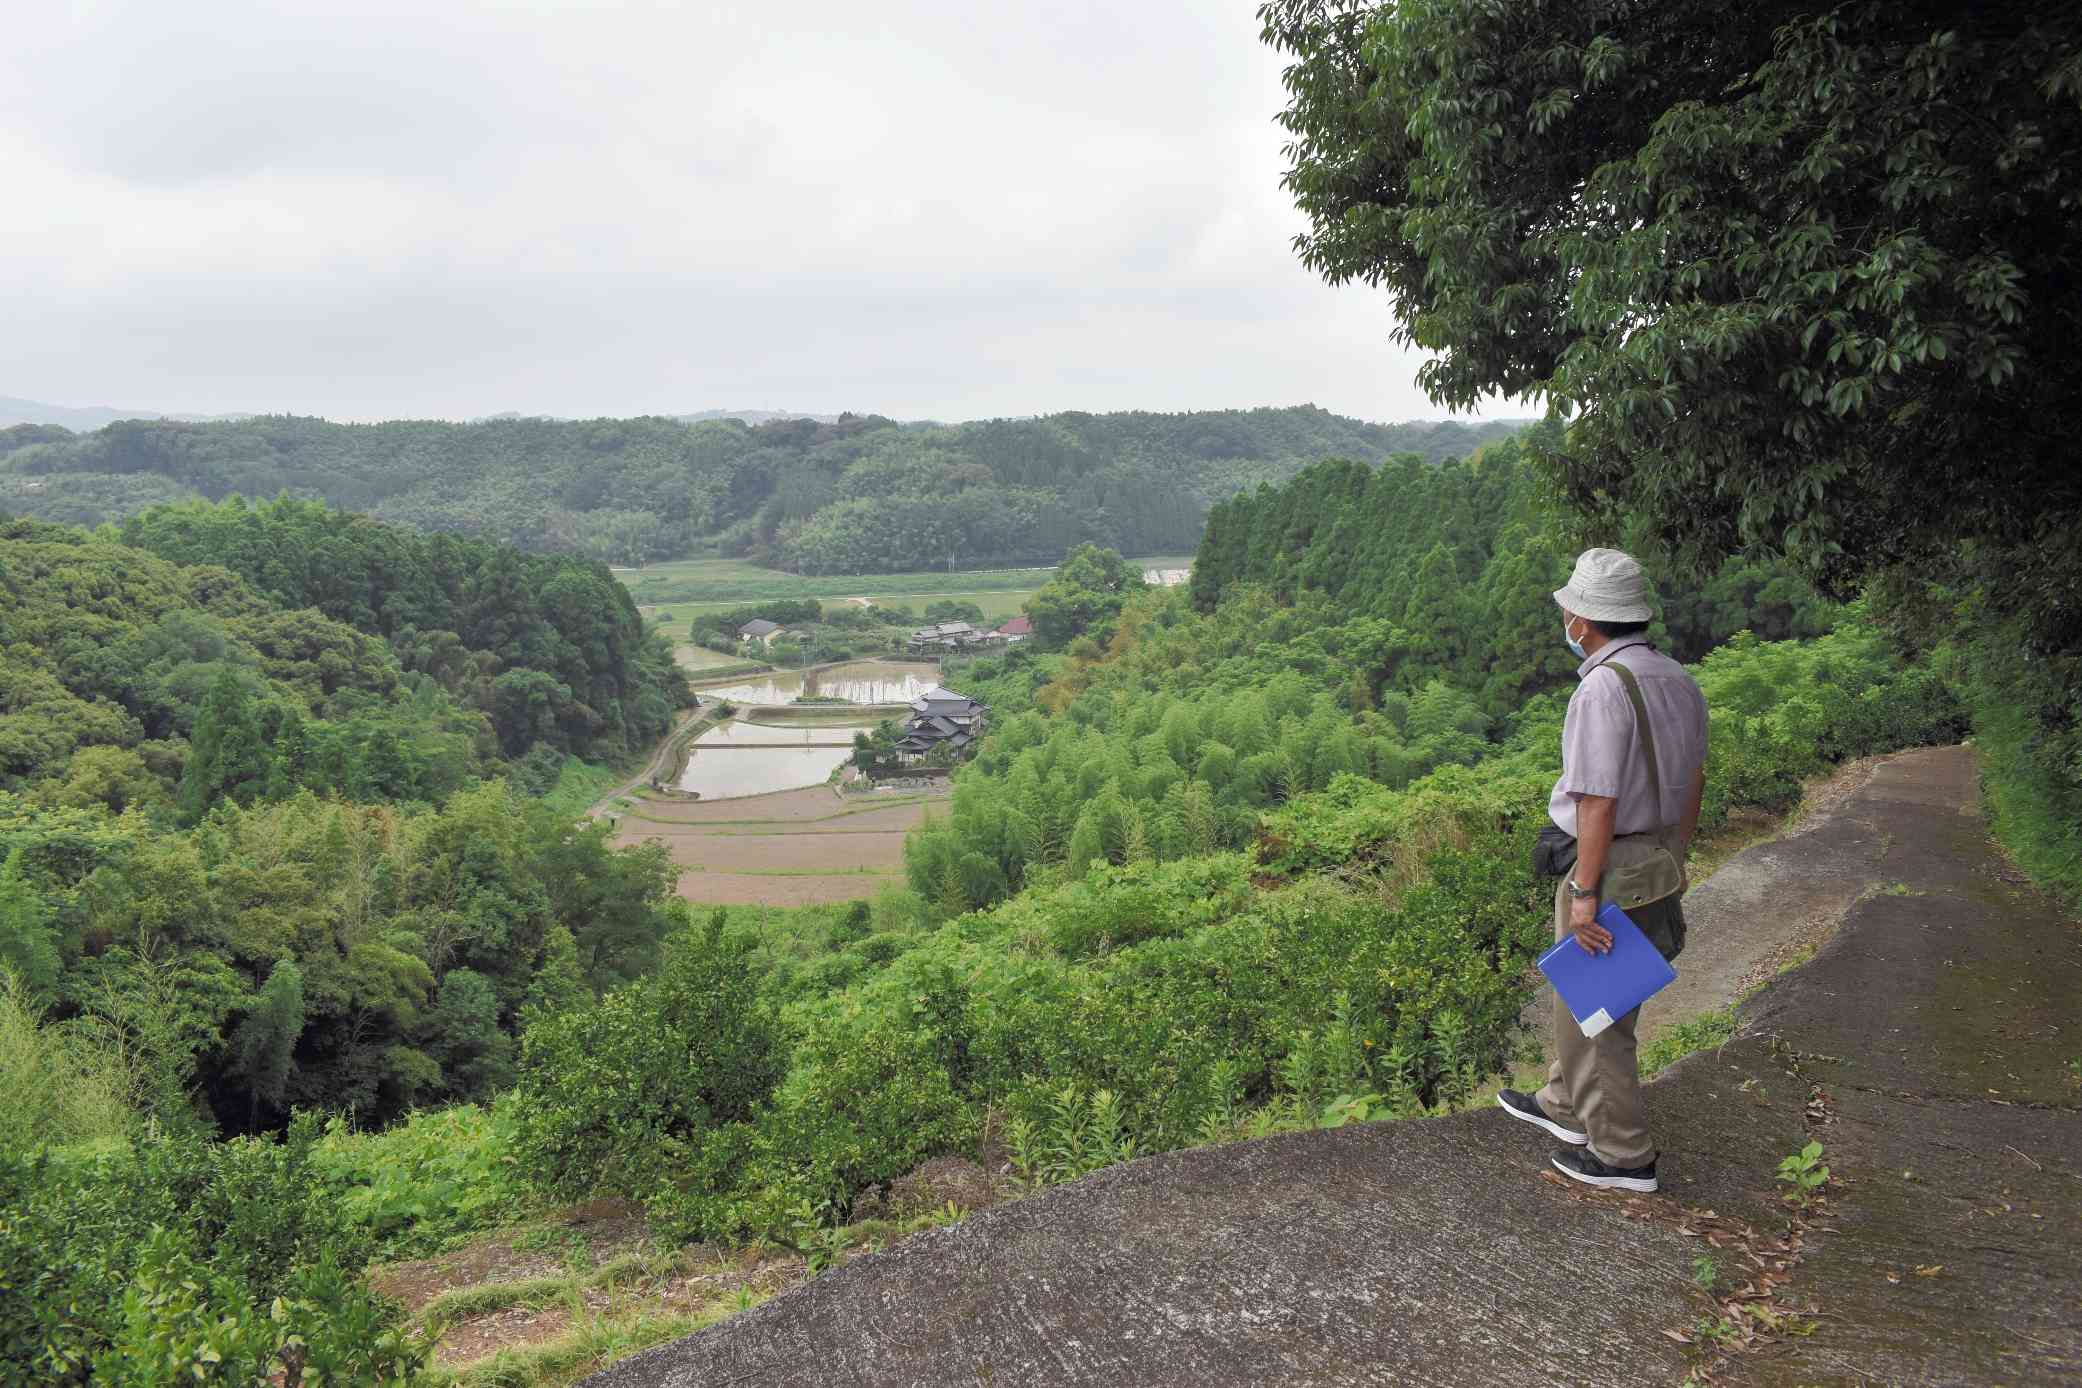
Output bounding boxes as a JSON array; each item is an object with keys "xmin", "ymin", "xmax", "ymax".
[{"xmin": 1603, "ymin": 830, "xmax": 1683, "ymax": 910}]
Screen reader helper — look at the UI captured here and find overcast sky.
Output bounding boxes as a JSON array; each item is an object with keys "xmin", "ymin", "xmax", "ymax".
[{"xmin": 0, "ymin": 1, "xmax": 1473, "ymax": 424}]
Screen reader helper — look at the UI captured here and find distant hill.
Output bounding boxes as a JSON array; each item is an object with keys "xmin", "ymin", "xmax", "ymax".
[
  {"xmin": 0, "ymin": 394, "xmax": 246, "ymax": 430},
  {"xmin": 673, "ymin": 409, "xmax": 848, "ymax": 426},
  {"xmin": 0, "ymin": 405, "xmax": 1526, "ymax": 574},
  {"xmin": 471, "ymin": 410, "xmax": 849, "ymax": 425}
]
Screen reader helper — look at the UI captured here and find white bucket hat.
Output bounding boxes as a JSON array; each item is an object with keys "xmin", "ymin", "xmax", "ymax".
[{"xmin": 1553, "ymin": 547, "xmax": 1653, "ymax": 623}]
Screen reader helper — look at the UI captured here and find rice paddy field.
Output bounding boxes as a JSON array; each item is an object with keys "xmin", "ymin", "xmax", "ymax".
[
  {"xmin": 671, "ymin": 643, "xmax": 767, "ymax": 672},
  {"xmin": 618, "ymin": 555, "xmax": 1194, "ymax": 620},
  {"xmin": 609, "ymin": 783, "xmax": 948, "ymax": 906}
]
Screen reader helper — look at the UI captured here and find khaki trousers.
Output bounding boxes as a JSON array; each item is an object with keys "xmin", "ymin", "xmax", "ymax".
[{"xmin": 1535, "ymin": 877, "xmax": 1655, "ymax": 1168}]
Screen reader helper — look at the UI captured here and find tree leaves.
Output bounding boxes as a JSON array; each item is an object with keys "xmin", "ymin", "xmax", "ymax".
[{"xmin": 1264, "ymin": 1, "xmax": 2082, "ymax": 636}]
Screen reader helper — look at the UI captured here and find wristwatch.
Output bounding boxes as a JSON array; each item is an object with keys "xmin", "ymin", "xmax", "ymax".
[{"xmin": 1566, "ymin": 877, "xmax": 1598, "ymax": 901}]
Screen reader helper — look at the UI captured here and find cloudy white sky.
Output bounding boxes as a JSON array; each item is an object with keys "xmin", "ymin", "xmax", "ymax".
[{"xmin": 0, "ymin": 1, "xmax": 1464, "ymax": 424}]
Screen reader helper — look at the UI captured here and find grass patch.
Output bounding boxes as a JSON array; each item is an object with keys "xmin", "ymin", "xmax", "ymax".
[
  {"xmin": 534, "ymin": 757, "xmax": 629, "ymax": 819},
  {"xmin": 1957, "ymin": 639, "xmax": 2082, "ymax": 912},
  {"xmin": 1640, "ymin": 1007, "xmax": 1739, "ymax": 1075},
  {"xmin": 1684, "ymin": 809, "xmax": 1782, "ymax": 888},
  {"xmin": 435, "ymin": 1299, "xmax": 758, "ymax": 1388},
  {"xmin": 419, "ymin": 1252, "xmax": 667, "ymax": 1339},
  {"xmin": 668, "ymin": 646, "xmax": 771, "ymax": 677},
  {"xmin": 421, "ymin": 1276, "xmax": 578, "ymax": 1340},
  {"xmin": 737, "ymin": 705, "xmax": 908, "ymax": 725}
]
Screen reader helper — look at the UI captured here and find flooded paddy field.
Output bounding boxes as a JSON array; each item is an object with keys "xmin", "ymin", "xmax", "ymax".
[
  {"xmin": 689, "ymin": 659, "xmax": 936, "ymax": 707},
  {"xmin": 673, "ymin": 718, "xmax": 879, "ymax": 800}
]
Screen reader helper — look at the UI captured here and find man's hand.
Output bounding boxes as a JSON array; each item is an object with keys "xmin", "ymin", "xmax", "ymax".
[{"xmin": 1568, "ymin": 894, "xmax": 1613, "ymax": 955}]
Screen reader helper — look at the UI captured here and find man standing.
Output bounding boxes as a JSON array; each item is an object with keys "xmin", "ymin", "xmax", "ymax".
[{"xmin": 1497, "ymin": 548, "xmax": 1708, "ymax": 1193}]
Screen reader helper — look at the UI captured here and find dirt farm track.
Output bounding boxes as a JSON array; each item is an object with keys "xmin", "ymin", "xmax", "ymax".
[{"xmin": 608, "ymin": 784, "xmax": 950, "ymax": 906}]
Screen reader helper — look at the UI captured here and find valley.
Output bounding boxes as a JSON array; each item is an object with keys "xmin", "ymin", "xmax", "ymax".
[{"xmin": 5, "ymin": 3, "xmax": 2078, "ymax": 1383}]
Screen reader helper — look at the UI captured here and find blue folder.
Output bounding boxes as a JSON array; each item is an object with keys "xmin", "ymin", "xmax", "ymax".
[{"xmin": 1538, "ymin": 901, "xmax": 1677, "ymax": 1037}]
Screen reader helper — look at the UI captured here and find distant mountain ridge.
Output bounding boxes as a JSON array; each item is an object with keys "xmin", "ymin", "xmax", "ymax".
[
  {"xmin": 471, "ymin": 410, "xmax": 851, "ymax": 426},
  {"xmin": 7, "ymin": 399, "xmax": 853, "ymax": 430},
  {"xmin": 0, "ymin": 404, "xmax": 1527, "ymax": 573},
  {"xmin": 674, "ymin": 409, "xmax": 849, "ymax": 426},
  {"xmin": 0, "ymin": 394, "xmax": 248, "ymax": 430}
]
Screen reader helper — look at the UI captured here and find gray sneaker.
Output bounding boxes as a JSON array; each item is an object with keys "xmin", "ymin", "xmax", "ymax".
[
  {"xmin": 1550, "ymin": 1145, "xmax": 1659, "ymax": 1193},
  {"xmin": 1496, "ymin": 1089, "xmax": 1588, "ymax": 1145}
]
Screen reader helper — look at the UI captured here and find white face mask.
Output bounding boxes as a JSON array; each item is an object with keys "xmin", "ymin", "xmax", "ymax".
[{"xmin": 1563, "ymin": 615, "xmax": 1587, "ymax": 659}]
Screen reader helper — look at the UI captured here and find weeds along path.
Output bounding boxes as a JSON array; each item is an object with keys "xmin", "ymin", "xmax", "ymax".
[{"xmin": 583, "ymin": 745, "xmax": 2082, "ymax": 1387}]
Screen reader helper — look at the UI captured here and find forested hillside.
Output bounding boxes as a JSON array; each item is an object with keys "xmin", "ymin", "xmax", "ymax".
[
  {"xmin": 0, "ymin": 407, "xmax": 1521, "ymax": 571},
  {"xmin": 0, "ymin": 517, "xmax": 489, "ymax": 809},
  {"xmin": 116, "ymin": 497, "xmax": 684, "ymax": 762},
  {"xmin": 1, "ymin": 510, "xmax": 695, "ymax": 1152}
]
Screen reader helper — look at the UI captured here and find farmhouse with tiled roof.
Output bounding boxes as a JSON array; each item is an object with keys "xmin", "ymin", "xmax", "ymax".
[
  {"xmin": 895, "ymin": 686, "xmax": 988, "ymax": 761},
  {"xmin": 905, "ymin": 621, "xmax": 986, "ymax": 652}
]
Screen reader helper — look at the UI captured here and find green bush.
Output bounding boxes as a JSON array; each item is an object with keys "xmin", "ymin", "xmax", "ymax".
[
  {"xmin": 828, "ymin": 900, "xmax": 874, "ymax": 950},
  {"xmin": 0, "ymin": 1117, "xmax": 397, "ymax": 1386},
  {"xmin": 1692, "ymin": 620, "xmax": 1966, "ymax": 822},
  {"xmin": 851, "ymin": 929, "xmax": 919, "ymax": 967},
  {"xmin": 312, "ymin": 1106, "xmax": 531, "ymax": 1259},
  {"xmin": 507, "ymin": 910, "xmax": 785, "ymax": 1204},
  {"xmin": 733, "ymin": 1008, "xmax": 978, "ymax": 1234},
  {"xmin": 88, "ymin": 1230, "xmax": 428, "ymax": 1387},
  {"xmin": 1950, "ymin": 620, "xmax": 2082, "ymax": 908}
]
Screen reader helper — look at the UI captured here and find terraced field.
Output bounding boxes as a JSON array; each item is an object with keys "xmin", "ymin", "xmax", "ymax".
[{"xmin": 609, "ymin": 784, "xmax": 949, "ymax": 906}]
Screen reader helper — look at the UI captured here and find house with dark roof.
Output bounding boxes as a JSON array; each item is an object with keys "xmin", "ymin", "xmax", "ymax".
[
  {"xmin": 894, "ymin": 686, "xmax": 988, "ymax": 762},
  {"xmin": 738, "ymin": 618, "xmax": 786, "ymax": 645},
  {"xmin": 905, "ymin": 621, "xmax": 984, "ymax": 653}
]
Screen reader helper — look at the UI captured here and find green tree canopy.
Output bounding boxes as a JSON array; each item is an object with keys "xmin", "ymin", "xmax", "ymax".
[
  {"xmin": 1262, "ymin": 2, "xmax": 2082, "ymax": 650},
  {"xmin": 229, "ymin": 959, "xmax": 305, "ymax": 1124},
  {"xmin": 1024, "ymin": 545, "xmax": 1149, "ymax": 649},
  {"xmin": 177, "ymin": 669, "xmax": 267, "ymax": 822}
]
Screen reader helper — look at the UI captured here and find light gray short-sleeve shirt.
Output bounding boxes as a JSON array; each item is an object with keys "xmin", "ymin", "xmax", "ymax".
[{"xmin": 1548, "ymin": 640, "xmax": 1709, "ymax": 836}]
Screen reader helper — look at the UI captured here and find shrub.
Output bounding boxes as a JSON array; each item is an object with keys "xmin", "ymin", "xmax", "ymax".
[
  {"xmin": 1949, "ymin": 620, "xmax": 2082, "ymax": 908},
  {"xmin": 89, "ymin": 1230, "xmax": 428, "ymax": 1387},
  {"xmin": 507, "ymin": 910, "xmax": 785, "ymax": 1203},
  {"xmin": 851, "ymin": 930, "xmax": 919, "ymax": 967},
  {"xmin": 828, "ymin": 900, "xmax": 873, "ymax": 950},
  {"xmin": 735, "ymin": 1008, "xmax": 979, "ymax": 1231},
  {"xmin": 312, "ymin": 1106, "xmax": 531, "ymax": 1259},
  {"xmin": 0, "ymin": 1117, "xmax": 390, "ymax": 1386}
]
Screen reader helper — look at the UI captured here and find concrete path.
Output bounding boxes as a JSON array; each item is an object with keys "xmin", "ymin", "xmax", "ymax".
[
  {"xmin": 584, "ymin": 707, "xmax": 709, "ymax": 822},
  {"xmin": 587, "ymin": 746, "xmax": 2082, "ymax": 1386}
]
